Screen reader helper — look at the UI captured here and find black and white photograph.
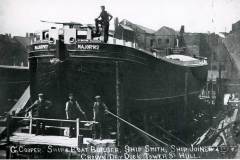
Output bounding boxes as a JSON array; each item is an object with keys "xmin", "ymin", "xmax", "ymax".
[{"xmin": 0, "ymin": 0, "xmax": 240, "ymax": 159}]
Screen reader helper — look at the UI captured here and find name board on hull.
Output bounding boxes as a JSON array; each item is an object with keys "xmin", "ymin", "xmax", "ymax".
[
  {"xmin": 34, "ymin": 44, "xmax": 48, "ymax": 50},
  {"xmin": 77, "ymin": 44, "xmax": 100, "ymax": 50}
]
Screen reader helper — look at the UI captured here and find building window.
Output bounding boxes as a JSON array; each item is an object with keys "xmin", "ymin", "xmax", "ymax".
[
  {"xmin": 212, "ymin": 65, "xmax": 217, "ymax": 70},
  {"xmin": 158, "ymin": 38, "xmax": 162, "ymax": 44},
  {"xmin": 150, "ymin": 39, "xmax": 154, "ymax": 47},
  {"xmin": 166, "ymin": 39, "xmax": 169, "ymax": 44},
  {"xmin": 213, "ymin": 52, "xmax": 217, "ymax": 60},
  {"xmin": 220, "ymin": 64, "xmax": 226, "ymax": 71}
]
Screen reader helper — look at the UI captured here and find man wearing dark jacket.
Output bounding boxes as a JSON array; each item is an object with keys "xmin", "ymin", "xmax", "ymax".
[
  {"xmin": 93, "ymin": 95, "xmax": 108, "ymax": 139},
  {"xmin": 95, "ymin": 5, "xmax": 113, "ymax": 43},
  {"xmin": 26, "ymin": 93, "xmax": 52, "ymax": 135},
  {"xmin": 65, "ymin": 93, "xmax": 85, "ymax": 137},
  {"xmin": 65, "ymin": 93, "xmax": 85, "ymax": 120}
]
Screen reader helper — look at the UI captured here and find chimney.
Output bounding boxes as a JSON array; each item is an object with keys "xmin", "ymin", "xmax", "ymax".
[
  {"xmin": 114, "ymin": 17, "xmax": 119, "ymax": 30},
  {"xmin": 180, "ymin": 25, "xmax": 185, "ymax": 34}
]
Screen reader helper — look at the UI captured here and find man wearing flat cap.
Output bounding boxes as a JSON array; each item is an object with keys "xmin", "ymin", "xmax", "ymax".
[
  {"xmin": 65, "ymin": 93, "xmax": 86, "ymax": 137},
  {"xmin": 26, "ymin": 93, "xmax": 52, "ymax": 135},
  {"xmin": 95, "ymin": 5, "xmax": 113, "ymax": 43},
  {"xmin": 65, "ymin": 93, "xmax": 85, "ymax": 120},
  {"xmin": 93, "ymin": 95, "xmax": 108, "ymax": 139}
]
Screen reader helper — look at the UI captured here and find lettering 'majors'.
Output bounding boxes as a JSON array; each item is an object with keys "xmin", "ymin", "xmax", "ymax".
[
  {"xmin": 34, "ymin": 45, "xmax": 48, "ymax": 50},
  {"xmin": 77, "ymin": 44, "xmax": 100, "ymax": 50}
]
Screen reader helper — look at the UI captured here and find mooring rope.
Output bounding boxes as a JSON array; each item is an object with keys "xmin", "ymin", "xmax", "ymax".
[
  {"xmin": 151, "ymin": 122, "xmax": 188, "ymax": 147},
  {"xmin": 105, "ymin": 110, "xmax": 169, "ymax": 146}
]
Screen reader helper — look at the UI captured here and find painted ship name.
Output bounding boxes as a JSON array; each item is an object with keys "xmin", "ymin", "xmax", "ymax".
[
  {"xmin": 77, "ymin": 44, "xmax": 100, "ymax": 50},
  {"xmin": 34, "ymin": 44, "xmax": 48, "ymax": 50}
]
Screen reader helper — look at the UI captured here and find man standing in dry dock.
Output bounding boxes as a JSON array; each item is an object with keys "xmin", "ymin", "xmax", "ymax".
[
  {"xmin": 25, "ymin": 93, "xmax": 52, "ymax": 135},
  {"xmin": 95, "ymin": 5, "xmax": 113, "ymax": 43},
  {"xmin": 93, "ymin": 95, "xmax": 108, "ymax": 139},
  {"xmin": 65, "ymin": 93, "xmax": 86, "ymax": 137}
]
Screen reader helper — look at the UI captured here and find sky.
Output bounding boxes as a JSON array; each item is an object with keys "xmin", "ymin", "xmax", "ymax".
[{"xmin": 0, "ymin": 0, "xmax": 240, "ymax": 36}]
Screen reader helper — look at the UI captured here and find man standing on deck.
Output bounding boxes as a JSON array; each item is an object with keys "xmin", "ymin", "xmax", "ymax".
[
  {"xmin": 65, "ymin": 93, "xmax": 86, "ymax": 137},
  {"xmin": 93, "ymin": 95, "xmax": 108, "ymax": 139},
  {"xmin": 95, "ymin": 5, "xmax": 113, "ymax": 43},
  {"xmin": 25, "ymin": 93, "xmax": 52, "ymax": 135}
]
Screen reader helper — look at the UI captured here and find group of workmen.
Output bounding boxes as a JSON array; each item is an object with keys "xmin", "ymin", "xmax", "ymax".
[{"xmin": 25, "ymin": 93, "xmax": 108, "ymax": 139}]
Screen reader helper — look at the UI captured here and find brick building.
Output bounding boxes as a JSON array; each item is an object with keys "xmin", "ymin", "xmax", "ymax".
[
  {"xmin": 0, "ymin": 34, "xmax": 31, "ymax": 66},
  {"xmin": 115, "ymin": 19, "xmax": 182, "ymax": 56},
  {"xmin": 115, "ymin": 19, "xmax": 155, "ymax": 50},
  {"xmin": 154, "ymin": 26, "xmax": 177, "ymax": 49},
  {"xmin": 231, "ymin": 20, "xmax": 240, "ymax": 33}
]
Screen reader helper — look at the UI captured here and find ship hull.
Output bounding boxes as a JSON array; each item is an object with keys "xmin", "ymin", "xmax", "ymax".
[
  {"xmin": 28, "ymin": 42, "xmax": 208, "ymax": 143},
  {"xmin": 29, "ymin": 45, "xmax": 207, "ymax": 112}
]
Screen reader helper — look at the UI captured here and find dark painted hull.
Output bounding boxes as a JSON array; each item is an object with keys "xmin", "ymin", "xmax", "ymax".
[{"xmin": 28, "ymin": 42, "xmax": 208, "ymax": 120}]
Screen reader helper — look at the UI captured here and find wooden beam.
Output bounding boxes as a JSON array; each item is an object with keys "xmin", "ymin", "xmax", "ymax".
[
  {"xmin": 184, "ymin": 70, "xmax": 189, "ymax": 118},
  {"xmin": 29, "ymin": 115, "xmax": 33, "ymax": 134},
  {"xmin": 116, "ymin": 61, "xmax": 120, "ymax": 146},
  {"xmin": 6, "ymin": 114, "xmax": 10, "ymax": 143},
  {"xmin": 76, "ymin": 118, "xmax": 80, "ymax": 138},
  {"xmin": 143, "ymin": 112, "xmax": 149, "ymax": 144},
  {"xmin": 116, "ymin": 61, "xmax": 123, "ymax": 146}
]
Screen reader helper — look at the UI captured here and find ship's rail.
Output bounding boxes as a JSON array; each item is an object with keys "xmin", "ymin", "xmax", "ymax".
[
  {"xmin": 108, "ymin": 37, "xmax": 137, "ymax": 48},
  {"xmin": 0, "ymin": 114, "xmax": 112, "ymax": 158},
  {"xmin": 0, "ymin": 114, "xmax": 98, "ymax": 145},
  {"xmin": 12, "ymin": 116, "xmax": 97, "ymax": 136}
]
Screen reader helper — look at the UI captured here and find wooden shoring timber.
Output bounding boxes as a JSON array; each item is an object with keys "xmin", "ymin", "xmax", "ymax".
[{"xmin": 115, "ymin": 61, "xmax": 125, "ymax": 146}]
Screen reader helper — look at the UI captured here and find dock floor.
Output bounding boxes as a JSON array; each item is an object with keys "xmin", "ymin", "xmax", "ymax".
[{"xmin": 10, "ymin": 132, "xmax": 115, "ymax": 148}]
